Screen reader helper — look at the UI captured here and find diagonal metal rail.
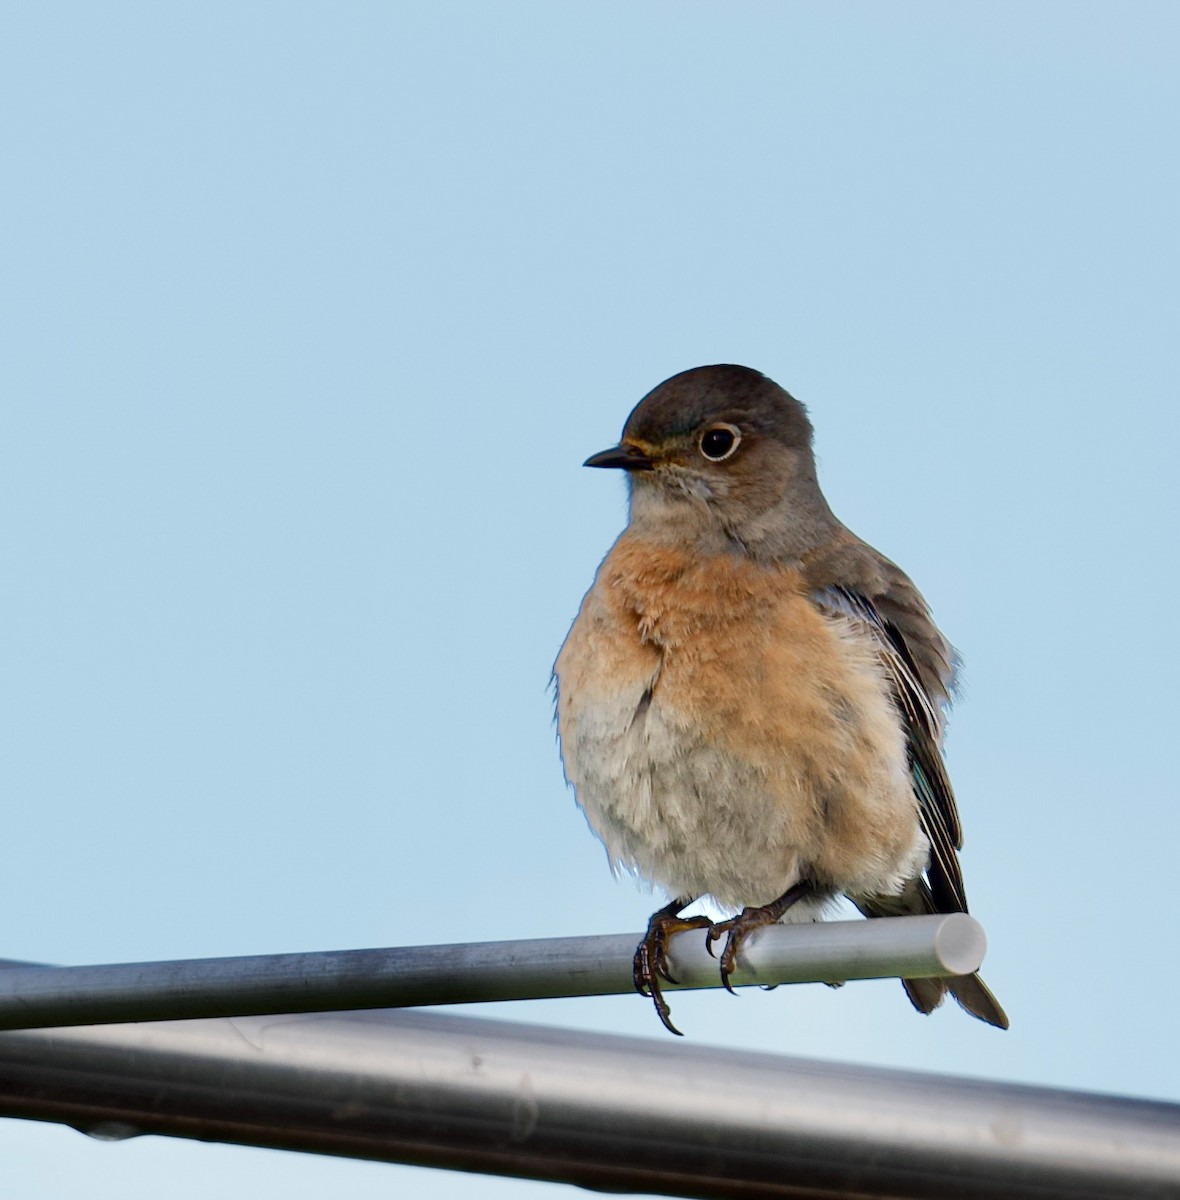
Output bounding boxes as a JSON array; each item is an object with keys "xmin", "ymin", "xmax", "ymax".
[
  {"xmin": 0, "ymin": 1006, "xmax": 1176, "ymax": 1199},
  {"xmin": 0, "ymin": 914, "xmax": 983, "ymax": 1030}
]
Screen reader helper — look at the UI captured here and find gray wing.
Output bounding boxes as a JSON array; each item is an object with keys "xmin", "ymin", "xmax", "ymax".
[
  {"xmin": 809, "ymin": 546, "xmax": 1007, "ymax": 1027},
  {"xmin": 812, "ymin": 580, "xmax": 967, "ymax": 916}
]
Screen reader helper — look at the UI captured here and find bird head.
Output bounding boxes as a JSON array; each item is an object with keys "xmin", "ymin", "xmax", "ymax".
[{"xmin": 585, "ymin": 364, "xmax": 836, "ymax": 557}]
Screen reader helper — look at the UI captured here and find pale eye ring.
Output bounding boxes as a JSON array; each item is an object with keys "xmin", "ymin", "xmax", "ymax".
[{"xmin": 698, "ymin": 423, "xmax": 742, "ymax": 462}]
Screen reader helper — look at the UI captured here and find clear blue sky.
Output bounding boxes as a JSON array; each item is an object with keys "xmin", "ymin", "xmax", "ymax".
[{"xmin": 2, "ymin": 3, "xmax": 1178, "ymax": 1195}]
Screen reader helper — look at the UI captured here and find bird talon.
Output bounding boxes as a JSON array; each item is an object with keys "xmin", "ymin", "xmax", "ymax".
[
  {"xmin": 718, "ymin": 935, "xmax": 742, "ymax": 995},
  {"xmin": 651, "ymin": 938, "xmax": 680, "ymax": 985},
  {"xmin": 632, "ymin": 904, "xmax": 713, "ymax": 1035},
  {"xmin": 634, "ymin": 945, "xmax": 683, "ymax": 1033},
  {"xmin": 708, "ymin": 892, "xmax": 813, "ymax": 995},
  {"xmin": 652, "ymin": 989, "xmax": 685, "ymax": 1036}
]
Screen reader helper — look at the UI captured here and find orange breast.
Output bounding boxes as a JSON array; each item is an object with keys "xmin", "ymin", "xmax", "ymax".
[{"xmin": 555, "ymin": 534, "xmax": 925, "ymax": 908}]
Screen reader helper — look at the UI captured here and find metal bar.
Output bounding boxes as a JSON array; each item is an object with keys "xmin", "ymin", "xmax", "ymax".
[
  {"xmin": 0, "ymin": 1007, "xmax": 1176, "ymax": 1199},
  {"xmin": 0, "ymin": 914, "xmax": 983, "ymax": 1031}
]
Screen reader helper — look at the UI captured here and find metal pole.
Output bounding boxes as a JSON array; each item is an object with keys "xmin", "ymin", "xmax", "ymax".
[
  {"xmin": 0, "ymin": 1007, "xmax": 1175, "ymax": 1199},
  {"xmin": 0, "ymin": 914, "xmax": 983, "ymax": 1030}
]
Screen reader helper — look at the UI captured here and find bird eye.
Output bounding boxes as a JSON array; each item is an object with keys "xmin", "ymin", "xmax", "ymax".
[{"xmin": 698, "ymin": 423, "xmax": 741, "ymax": 462}]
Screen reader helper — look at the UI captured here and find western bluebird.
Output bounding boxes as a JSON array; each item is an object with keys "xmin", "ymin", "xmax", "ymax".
[{"xmin": 553, "ymin": 364, "xmax": 1007, "ymax": 1035}]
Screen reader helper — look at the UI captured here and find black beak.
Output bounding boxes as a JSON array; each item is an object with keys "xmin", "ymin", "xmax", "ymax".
[{"xmin": 583, "ymin": 443, "xmax": 654, "ymax": 471}]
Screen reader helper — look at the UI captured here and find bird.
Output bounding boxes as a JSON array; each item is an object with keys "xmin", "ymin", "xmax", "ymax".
[{"xmin": 552, "ymin": 364, "xmax": 1007, "ymax": 1035}]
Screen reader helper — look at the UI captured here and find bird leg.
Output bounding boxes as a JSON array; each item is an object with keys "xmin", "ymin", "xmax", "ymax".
[
  {"xmin": 706, "ymin": 880, "xmax": 814, "ymax": 994},
  {"xmin": 633, "ymin": 896, "xmax": 711, "ymax": 1036}
]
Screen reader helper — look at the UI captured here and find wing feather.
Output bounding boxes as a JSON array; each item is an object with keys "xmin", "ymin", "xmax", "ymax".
[{"xmin": 812, "ymin": 582, "xmax": 968, "ymax": 915}]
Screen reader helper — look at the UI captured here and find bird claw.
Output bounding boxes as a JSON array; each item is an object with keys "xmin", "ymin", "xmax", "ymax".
[
  {"xmin": 706, "ymin": 883, "xmax": 815, "ymax": 995},
  {"xmin": 705, "ymin": 916, "xmax": 744, "ymax": 993},
  {"xmin": 651, "ymin": 986, "xmax": 685, "ymax": 1036},
  {"xmin": 632, "ymin": 908, "xmax": 712, "ymax": 1036},
  {"xmin": 635, "ymin": 886, "xmax": 812, "ymax": 1029}
]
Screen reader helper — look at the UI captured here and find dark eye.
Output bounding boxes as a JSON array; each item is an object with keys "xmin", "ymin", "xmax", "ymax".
[{"xmin": 699, "ymin": 423, "xmax": 741, "ymax": 462}]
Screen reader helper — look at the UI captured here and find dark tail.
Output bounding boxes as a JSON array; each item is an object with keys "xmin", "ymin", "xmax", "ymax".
[
  {"xmin": 902, "ymin": 971, "xmax": 1009, "ymax": 1030},
  {"xmin": 856, "ymin": 880, "xmax": 1009, "ymax": 1030}
]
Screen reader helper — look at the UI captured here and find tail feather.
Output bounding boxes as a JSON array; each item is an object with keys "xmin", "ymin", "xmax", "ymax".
[
  {"xmin": 856, "ymin": 880, "xmax": 1009, "ymax": 1030},
  {"xmin": 946, "ymin": 972, "xmax": 1009, "ymax": 1029},
  {"xmin": 902, "ymin": 972, "xmax": 1009, "ymax": 1030},
  {"xmin": 901, "ymin": 975, "xmax": 945, "ymax": 1016}
]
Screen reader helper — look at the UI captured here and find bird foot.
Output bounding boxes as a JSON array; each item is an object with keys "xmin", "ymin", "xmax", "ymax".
[
  {"xmin": 705, "ymin": 906, "xmax": 780, "ymax": 994},
  {"xmin": 706, "ymin": 881, "xmax": 814, "ymax": 994},
  {"xmin": 633, "ymin": 906, "xmax": 712, "ymax": 1036}
]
